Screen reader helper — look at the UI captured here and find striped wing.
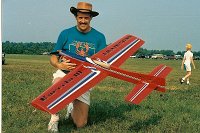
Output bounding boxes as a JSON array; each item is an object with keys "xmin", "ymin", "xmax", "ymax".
[
  {"xmin": 31, "ymin": 65, "xmax": 107, "ymax": 114},
  {"xmin": 92, "ymin": 34, "xmax": 144, "ymax": 67}
]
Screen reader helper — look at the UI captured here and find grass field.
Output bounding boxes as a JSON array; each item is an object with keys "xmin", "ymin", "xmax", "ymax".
[{"xmin": 2, "ymin": 54, "xmax": 200, "ymax": 133}]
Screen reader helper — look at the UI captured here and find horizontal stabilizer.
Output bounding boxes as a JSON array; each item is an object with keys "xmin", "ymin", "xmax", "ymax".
[
  {"xmin": 149, "ymin": 64, "xmax": 172, "ymax": 86},
  {"xmin": 125, "ymin": 83, "xmax": 157, "ymax": 104},
  {"xmin": 149, "ymin": 64, "xmax": 172, "ymax": 79}
]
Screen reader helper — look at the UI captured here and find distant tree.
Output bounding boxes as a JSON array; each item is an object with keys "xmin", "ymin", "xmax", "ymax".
[
  {"xmin": 159, "ymin": 50, "xmax": 174, "ymax": 55},
  {"xmin": 193, "ymin": 51, "xmax": 200, "ymax": 56},
  {"xmin": 176, "ymin": 51, "xmax": 183, "ymax": 55}
]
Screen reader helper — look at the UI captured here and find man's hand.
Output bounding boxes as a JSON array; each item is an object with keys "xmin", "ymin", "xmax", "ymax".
[
  {"xmin": 50, "ymin": 54, "xmax": 76, "ymax": 71},
  {"xmin": 57, "ymin": 59, "xmax": 77, "ymax": 71}
]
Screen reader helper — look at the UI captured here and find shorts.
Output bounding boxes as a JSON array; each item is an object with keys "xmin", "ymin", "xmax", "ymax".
[
  {"xmin": 52, "ymin": 69, "xmax": 90, "ymax": 105},
  {"xmin": 184, "ymin": 63, "xmax": 191, "ymax": 72}
]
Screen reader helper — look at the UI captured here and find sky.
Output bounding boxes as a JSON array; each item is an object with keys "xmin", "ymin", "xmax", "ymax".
[{"xmin": 2, "ymin": 0, "xmax": 200, "ymax": 52}]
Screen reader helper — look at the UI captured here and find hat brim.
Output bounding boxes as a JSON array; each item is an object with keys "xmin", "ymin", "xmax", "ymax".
[{"xmin": 70, "ymin": 7, "xmax": 99, "ymax": 17}]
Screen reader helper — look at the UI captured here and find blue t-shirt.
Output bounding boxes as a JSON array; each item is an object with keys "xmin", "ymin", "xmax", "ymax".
[{"xmin": 52, "ymin": 26, "xmax": 106, "ymax": 57}]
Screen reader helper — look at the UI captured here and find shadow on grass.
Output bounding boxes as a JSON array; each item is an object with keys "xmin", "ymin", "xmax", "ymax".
[
  {"xmin": 58, "ymin": 117, "xmax": 76, "ymax": 133},
  {"xmin": 129, "ymin": 114, "xmax": 162, "ymax": 132},
  {"xmin": 88, "ymin": 100, "xmax": 141, "ymax": 125}
]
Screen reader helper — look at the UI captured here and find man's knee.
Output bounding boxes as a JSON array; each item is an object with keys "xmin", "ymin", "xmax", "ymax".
[{"xmin": 74, "ymin": 118, "xmax": 87, "ymax": 128}]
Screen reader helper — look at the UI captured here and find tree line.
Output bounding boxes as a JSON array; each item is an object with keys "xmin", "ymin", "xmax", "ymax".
[
  {"xmin": 2, "ymin": 41, "xmax": 55, "ymax": 55},
  {"xmin": 2, "ymin": 41, "xmax": 200, "ymax": 56},
  {"xmin": 135, "ymin": 48, "xmax": 200, "ymax": 57}
]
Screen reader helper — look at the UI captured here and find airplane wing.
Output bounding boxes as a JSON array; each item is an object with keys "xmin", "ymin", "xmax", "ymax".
[
  {"xmin": 31, "ymin": 65, "xmax": 107, "ymax": 114},
  {"xmin": 92, "ymin": 34, "xmax": 144, "ymax": 67}
]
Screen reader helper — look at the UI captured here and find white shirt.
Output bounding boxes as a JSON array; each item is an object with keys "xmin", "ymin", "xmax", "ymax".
[{"xmin": 184, "ymin": 51, "xmax": 193, "ymax": 65}]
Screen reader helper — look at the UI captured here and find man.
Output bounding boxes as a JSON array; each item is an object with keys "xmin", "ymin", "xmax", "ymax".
[
  {"xmin": 180, "ymin": 43, "xmax": 196, "ymax": 85},
  {"xmin": 48, "ymin": 2, "xmax": 106, "ymax": 132}
]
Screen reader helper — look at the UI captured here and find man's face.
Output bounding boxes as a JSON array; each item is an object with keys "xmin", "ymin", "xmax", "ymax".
[{"xmin": 76, "ymin": 12, "xmax": 92, "ymax": 33}]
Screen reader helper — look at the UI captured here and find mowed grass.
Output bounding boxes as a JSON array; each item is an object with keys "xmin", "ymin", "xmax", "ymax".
[{"xmin": 2, "ymin": 54, "xmax": 200, "ymax": 133}]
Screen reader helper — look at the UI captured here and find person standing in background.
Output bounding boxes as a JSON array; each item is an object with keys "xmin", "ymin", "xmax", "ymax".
[{"xmin": 180, "ymin": 43, "xmax": 196, "ymax": 85}]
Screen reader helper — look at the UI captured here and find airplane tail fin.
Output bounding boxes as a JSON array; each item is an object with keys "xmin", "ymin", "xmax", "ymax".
[{"xmin": 125, "ymin": 64, "xmax": 172, "ymax": 104}]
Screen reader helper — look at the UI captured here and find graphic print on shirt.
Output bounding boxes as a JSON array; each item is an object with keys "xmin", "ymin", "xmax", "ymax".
[{"xmin": 69, "ymin": 41, "xmax": 96, "ymax": 57}]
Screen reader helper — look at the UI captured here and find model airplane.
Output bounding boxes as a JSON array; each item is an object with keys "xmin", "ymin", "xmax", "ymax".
[{"xmin": 31, "ymin": 34, "xmax": 172, "ymax": 114}]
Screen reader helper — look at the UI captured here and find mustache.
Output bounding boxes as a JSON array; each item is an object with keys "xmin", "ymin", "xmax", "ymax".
[{"xmin": 79, "ymin": 23, "xmax": 88, "ymax": 25}]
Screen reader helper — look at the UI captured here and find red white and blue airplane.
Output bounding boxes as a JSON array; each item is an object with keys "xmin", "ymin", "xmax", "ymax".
[{"xmin": 31, "ymin": 34, "xmax": 172, "ymax": 114}]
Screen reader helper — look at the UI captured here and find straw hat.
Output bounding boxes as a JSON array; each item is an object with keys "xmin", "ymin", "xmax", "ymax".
[{"xmin": 70, "ymin": 2, "xmax": 99, "ymax": 17}]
